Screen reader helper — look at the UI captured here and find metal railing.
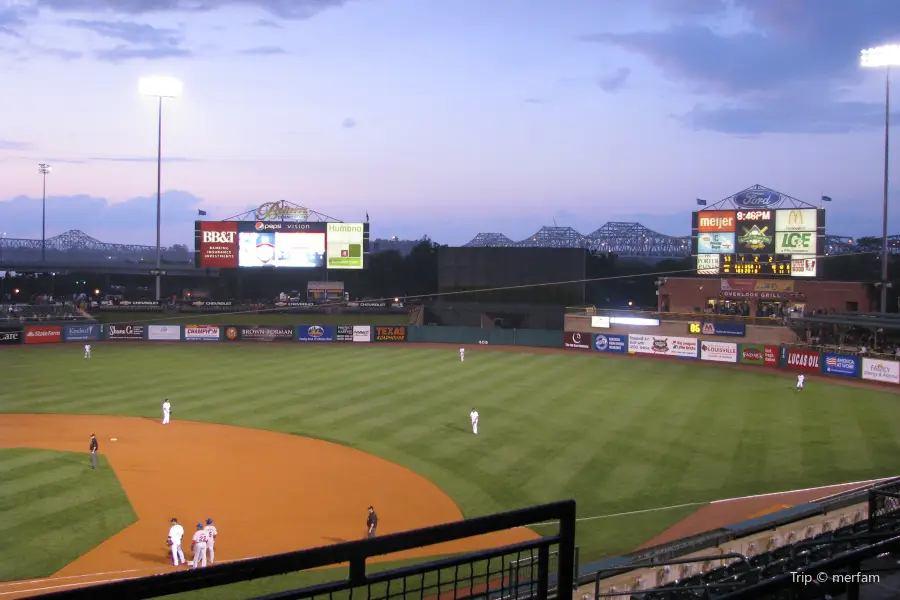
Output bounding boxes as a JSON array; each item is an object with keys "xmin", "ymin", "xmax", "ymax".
[
  {"xmin": 36, "ymin": 500, "xmax": 577, "ymax": 600},
  {"xmin": 782, "ymin": 342, "xmax": 900, "ymax": 362}
]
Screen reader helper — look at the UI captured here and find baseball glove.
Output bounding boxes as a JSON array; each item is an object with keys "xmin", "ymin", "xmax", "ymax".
[{"xmin": 166, "ymin": 538, "xmax": 173, "ymax": 547}]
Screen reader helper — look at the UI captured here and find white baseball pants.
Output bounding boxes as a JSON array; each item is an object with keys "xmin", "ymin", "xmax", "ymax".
[
  {"xmin": 171, "ymin": 543, "xmax": 185, "ymax": 565},
  {"xmin": 162, "ymin": 410, "xmax": 170, "ymax": 425},
  {"xmin": 192, "ymin": 543, "xmax": 207, "ymax": 568},
  {"xmin": 472, "ymin": 420, "xmax": 478, "ymax": 435},
  {"xmin": 207, "ymin": 541, "xmax": 215, "ymax": 563}
]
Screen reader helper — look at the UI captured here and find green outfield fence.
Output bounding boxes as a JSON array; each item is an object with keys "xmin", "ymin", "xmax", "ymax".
[{"xmin": 0, "ymin": 323, "xmax": 896, "ymax": 386}]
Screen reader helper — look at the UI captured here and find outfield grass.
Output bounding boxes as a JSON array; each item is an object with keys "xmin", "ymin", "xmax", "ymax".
[
  {"xmin": 1, "ymin": 344, "xmax": 899, "ymax": 591},
  {"xmin": 88, "ymin": 312, "xmax": 410, "ymax": 326},
  {"xmin": 0, "ymin": 448, "xmax": 137, "ymax": 580}
]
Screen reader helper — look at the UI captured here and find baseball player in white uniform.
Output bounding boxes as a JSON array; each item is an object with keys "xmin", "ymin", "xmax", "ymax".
[
  {"xmin": 191, "ymin": 523, "xmax": 209, "ymax": 568},
  {"xmin": 470, "ymin": 408, "xmax": 479, "ymax": 435},
  {"xmin": 168, "ymin": 518, "xmax": 186, "ymax": 566},
  {"xmin": 162, "ymin": 398, "xmax": 171, "ymax": 425},
  {"xmin": 204, "ymin": 518, "xmax": 218, "ymax": 564},
  {"xmin": 459, "ymin": 348, "xmax": 465, "ymax": 362},
  {"xmin": 796, "ymin": 374, "xmax": 805, "ymax": 391},
  {"xmin": 84, "ymin": 344, "xmax": 91, "ymax": 359}
]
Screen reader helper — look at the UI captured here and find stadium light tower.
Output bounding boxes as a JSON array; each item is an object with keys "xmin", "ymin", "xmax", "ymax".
[
  {"xmin": 38, "ymin": 163, "xmax": 51, "ymax": 262},
  {"xmin": 139, "ymin": 75, "xmax": 183, "ymax": 301},
  {"xmin": 861, "ymin": 44, "xmax": 900, "ymax": 313}
]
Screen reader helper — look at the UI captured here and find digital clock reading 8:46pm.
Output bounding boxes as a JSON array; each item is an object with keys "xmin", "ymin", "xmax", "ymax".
[{"xmin": 720, "ymin": 254, "xmax": 791, "ymax": 275}]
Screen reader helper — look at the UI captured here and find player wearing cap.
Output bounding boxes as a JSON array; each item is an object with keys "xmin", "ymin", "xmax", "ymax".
[
  {"xmin": 162, "ymin": 398, "xmax": 171, "ymax": 425},
  {"xmin": 366, "ymin": 506, "xmax": 378, "ymax": 538},
  {"xmin": 470, "ymin": 408, "xmax": 479, "ymax": 435},
  {"xmin": 459, "ymin": 347, "xmax": 465, "ymax": 362},
  {"xmin": 84, "ymin": 344, "xmax": 91, "ymax": 359},
  {"xmin": 167, "ymin": 518, "xmax": 186, "ymax": 566},
  {"xmin": 191, "ymin": 523, "xmax": 209, "ymax": 568},
  {"xmin": 204, "ymin": 518, "xmax": 218, "ymax": 564},
  {"xmin": 89, "ymin": 434, "xmax": 99, "ymax": 469}
]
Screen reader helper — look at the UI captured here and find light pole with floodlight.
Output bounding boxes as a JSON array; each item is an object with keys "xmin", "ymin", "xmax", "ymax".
[
  {"xmin": 38, "ymin": 163, "xmax": 51, "ymax": 263},
  {"xmin": 139, "ymin": 76, "xmax": 183, "ymax": 302},
  {"xmin": 861, "ymin": 44, "xmax": 899, "ymax": 313}
]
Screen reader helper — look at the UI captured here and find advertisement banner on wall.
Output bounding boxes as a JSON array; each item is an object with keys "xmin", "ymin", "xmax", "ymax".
[
  {"xmin": 697, "ymin": 232, "xmax": 736, "ymax": 254},
  {"xmin": 183, "ymin": 325, "xmax": 221, "ymax": 341},
  {"xmin": 0, "ymin": 328, "xmax": 23, "ymax": 345},
  {"xmin": 628, "ymin": 334, "xmax": 698, "ymax": 358},
  {"xmin": 335, "ymin": 325, "xmax": 354, "ymax": 342},
  {"xmin": 700, "ymin": 341, "xmax": 738, "ymax": 363},
  {"xmin": 238, "ymin": 326, "xmax": 294, "ymax": 341},
  {"xmin": 822, "ymin": 353, "xmax": 860, "ymax": 378},
  {"xmin": 352, "ymin": 326, "xmax": 371, "ymax": 342},
  {"xmin": 563, "ymin": 331, "xmax": 591, "ymax": 350},
  {"xmin": 106, "ymin": 324, "xmax": 145, "ymax": 340},
  {"xmin": 373, "ymin": 326, "xmax": 407, "ymax": 342},
  {"xmin": 25, "ymin": 325, "xmax": 62, "ymax": 344},
  {"xmin": 147, "ymin": 325, "xmax": 182, "ymax": 341},
  {"xmin": 862, "ymin": 358, "xmax": 900, "ymax": 385},
  {"xmin": 782, "ymin": 347, "xmax": 821, "ymax": 372},
  {"xmin": 738, "ymin": 344, "xmax": 778, "ymax": 366},
  {"xmin": 593, "ymin": 334, "xmax": 627, "ymax": 353},
  {"xmin": 63, "ymin": 325, "xmax": 99, "ymax": 342},
  {"xmin": 296, "ymin": 325, "xmax": 335, "ymax": 342},
  {"xmin": 689, "ymin": 322, "xmax": 746, "ymax": 337}
]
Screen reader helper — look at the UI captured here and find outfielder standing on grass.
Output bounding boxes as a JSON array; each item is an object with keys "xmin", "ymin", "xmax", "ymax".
[{"xmin": 89, "ymin": 434, "xmax": 99, "ymax": 469}]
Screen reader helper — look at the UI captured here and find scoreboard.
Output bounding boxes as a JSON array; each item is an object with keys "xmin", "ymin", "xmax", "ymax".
[{"xmin": 692, "ymin": 208, "xmax": 824, "ymax": 277}]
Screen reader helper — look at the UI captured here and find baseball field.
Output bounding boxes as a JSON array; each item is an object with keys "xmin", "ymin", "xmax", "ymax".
[{"xmin": 1, "ymin": 342, "xmax": 899, "ymax": 598}]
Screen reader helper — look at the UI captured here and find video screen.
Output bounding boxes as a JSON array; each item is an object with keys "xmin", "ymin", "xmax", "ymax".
[{"xmin": 238, "ymin": 232, "xmax": 326, "ymax": 268}]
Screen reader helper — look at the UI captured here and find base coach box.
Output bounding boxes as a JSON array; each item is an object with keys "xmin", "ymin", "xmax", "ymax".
[{"xmin": 0, "ymin": 328, "xmax": 23, "ymax": 345}]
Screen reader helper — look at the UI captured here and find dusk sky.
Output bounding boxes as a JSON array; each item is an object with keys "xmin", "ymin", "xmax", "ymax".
[{"xmin": 1, "ymin": 0, "xmax": 899, "ymax": 247}]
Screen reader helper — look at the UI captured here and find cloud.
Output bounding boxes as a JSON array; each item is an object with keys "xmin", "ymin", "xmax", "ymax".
[
  {"xmin": 523, "ymin": 97, "xmax": 548, "ymax": 104},
  {"xmin": 341, "ymin": 117, "xmax": 357, "ymax": 129},
  {"xmin": 647, "ymin": 0, "xmax": 727, "ymax": 17},
  {"xmin": 237, "ymin": 46, "xmax": 286, "ymax": 55},
  {"xmin": 66, "ymin": 19, "xmax": 183, "ymax": 46},
  {"xmin": 95, "ymin": 45, "xmax": 193, "ymax": 61},
  {"xmin": 0, "ymin": 139, "xmax": 30, "ymax": 150},
  {"xmin": 0, "ymin": 190, "xmax": 207, "ymax": 245},
  {"xmin": 36, "ymin": 0, "xmax": 351, "ymax": 20},
  {"xmin": 252, "ymin": 19, "xmax": 282, "ymax": 28},
  {"xmin": 0, "ymin": 6, "xmax": 32, "ymax": 38},
  {"xmin": 582, "ymin": 0, "xmax": 900, "ymax": 134},
  {"xmin": 597, "ymin": 67, "xmax": 631, "ymax": 93},
  {"xmin": 88, "ymin": 156, "xmax": 203, "ymax": 163},
  {"xmin": 41, "ymin": 47, "xmax": 83, "ymax": 60}
]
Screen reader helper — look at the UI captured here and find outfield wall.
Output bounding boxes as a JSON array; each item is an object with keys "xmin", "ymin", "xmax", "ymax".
[{"xmin": 0, "ymin": 323, "xmax": 896, "ymax": 386}]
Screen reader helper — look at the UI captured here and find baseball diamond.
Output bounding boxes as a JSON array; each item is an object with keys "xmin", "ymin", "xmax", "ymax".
[{"xmin": 0, "ymin": 340, "xmax": 899, "ymax": 599}]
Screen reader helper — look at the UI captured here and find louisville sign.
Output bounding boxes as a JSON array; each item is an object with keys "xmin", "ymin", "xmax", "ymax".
[
  {"xmin": 700, "ymin": 341, "xmax": 737, "ymax": 363},
  {"xmin": 106, "ymin": 324, "xmax": 145, "ymax": 340},
  {"xmin": 183, "ymin": 325, "xmax": 221, "ymax": 341},
  {"xmin": 296, "ymin": 325, "xmax": 335, "ymax": 342},
  {"xmin": 147, "ymin": 325, "xmax": 181, "ymax": 341},
  {"xmin": 593, "ymin": 334, "xmax": 626, "ymax": 353},
  {"xmin": 628, "ymin": 334, "xmax": 698, "ymax": 358},
  {"xmin": 63, "ymin": 325, "xmax": 99, "ymax": 342},
  {"xmin": 374, "ymin": 326, "xmax": 407, "ymax": 342},
  {"xmin": 563, "ymin": 331, "xmax": 591, "ymax": 350},
  {"xmin": 861, "ymin": 358, "xmax": 900, "ymax": 385},
  {"xmin": 738, "ymin": 344, "xmax": 778, "ymax": 366},
  {"xmin": 0, "ymin": 328, "xmax": 23, "ymax": 345},
  {"xmin": 822, "ymin": 353, "xmax": 859, "ymax": 378},
  {"xmin": 25, "ymin": 325, "xmax": 61, "ymax": 344},
  {"xmin": 783, "ymin": 348, "xmax": 820, "ymax": 372}
]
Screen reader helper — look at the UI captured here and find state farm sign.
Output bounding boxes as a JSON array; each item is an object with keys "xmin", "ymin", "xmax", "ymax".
[
  {"xmin": 25, "ymin": 325, "xmax": 62, "ymax": 344},
  {"xmin": 785, "ymin": 348, "xmax": 820, "ymax": 372},
  {"xmin": 197, "ymin": 221, "xmax": 238, "ymax": 268}
]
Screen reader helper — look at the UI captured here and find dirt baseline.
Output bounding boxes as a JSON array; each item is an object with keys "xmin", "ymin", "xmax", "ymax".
[{"xmin": 0, "ymin": 414, "xmax": 535, "ymax": 593}]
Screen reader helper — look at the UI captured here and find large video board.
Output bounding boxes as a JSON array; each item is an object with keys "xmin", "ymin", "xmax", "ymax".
[
  {"xmin": 194, "ymin": 221, "xmax": 369, "ymax": 269},
  {"xmin": 691, "ymin": 208, "xmax": 824, "ymax": 277}
]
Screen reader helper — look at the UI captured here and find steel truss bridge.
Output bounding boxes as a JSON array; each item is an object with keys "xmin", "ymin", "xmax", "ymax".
[{"xmin": 464, "ymin": 224, "xmax": 900, "ymax": 257}]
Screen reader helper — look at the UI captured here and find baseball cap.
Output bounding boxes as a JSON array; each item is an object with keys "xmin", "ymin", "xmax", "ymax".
[
  {"xmin": 197, "ymin": 523, "xmax": 204, "ymax": 529},
  {"xmin": 206, "ymin": 518, "xmax": 213, "ymax": 524},
  {"xmin": 368, "ymin": 505, "xmax": 374, "ymax": 510}
]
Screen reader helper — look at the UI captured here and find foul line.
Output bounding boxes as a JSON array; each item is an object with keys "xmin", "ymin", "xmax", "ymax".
[
  {"xmin": 529, "ymin": 476, "xmax": 895, "ymax": 528},
  {"xmin": 2, "ymin": 477, "xmax": 895, "ymax": 595}
]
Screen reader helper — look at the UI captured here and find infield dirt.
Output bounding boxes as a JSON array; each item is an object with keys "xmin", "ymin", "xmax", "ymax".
[{"xmin": 0, "ymin": 414, "xmax": 536, "ymax": 594}]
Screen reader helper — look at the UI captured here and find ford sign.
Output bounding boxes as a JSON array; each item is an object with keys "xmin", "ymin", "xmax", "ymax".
[{"xmin": 734, "ymin": 190, "xmax": 780, "ymax": 208}]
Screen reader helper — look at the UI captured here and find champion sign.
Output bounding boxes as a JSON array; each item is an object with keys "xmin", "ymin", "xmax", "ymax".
[
  {"xmin": 63, "ymin": 325, "xmax": 99, "ymax": 342},
  {"xmin": 297, "ymin": 325, "xmax": 335, "ymax": 342},
  {"xmin": 184, "ymin": 326, "xmax": 221, "ymax": 341}
]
